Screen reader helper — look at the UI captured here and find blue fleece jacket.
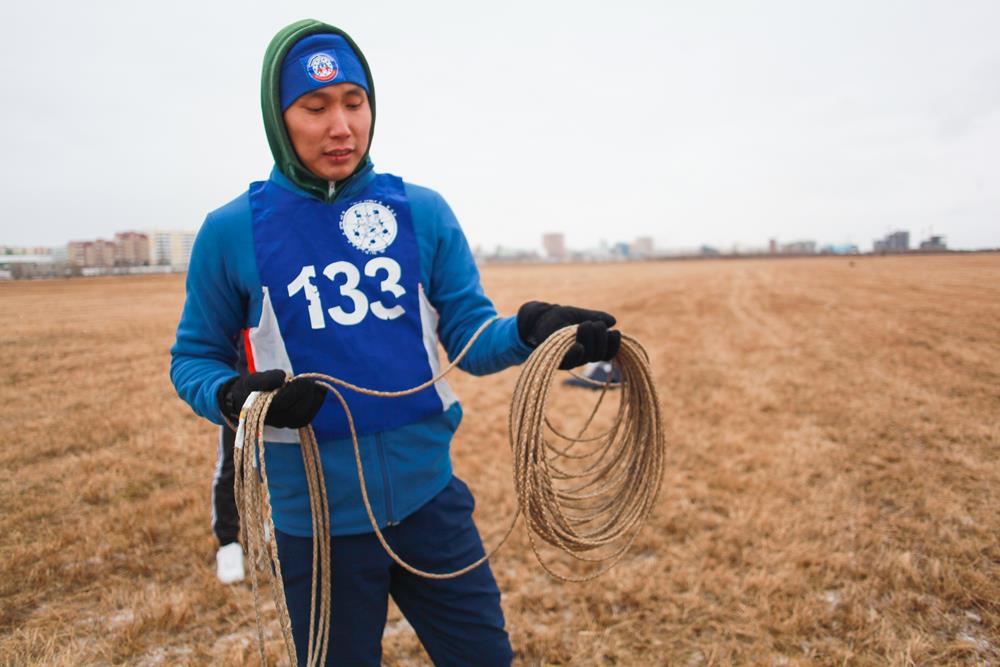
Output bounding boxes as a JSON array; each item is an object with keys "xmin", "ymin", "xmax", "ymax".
[{"xmin": 170, "ymin": 161, "xmax": 532, "ymax": 536}]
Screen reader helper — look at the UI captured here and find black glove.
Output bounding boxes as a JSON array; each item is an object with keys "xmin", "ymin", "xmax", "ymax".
[
  {"xmin": 516, "ymin": 301, "xmax": 621, "ymax": 370},
  {"xmin": 218, "ymin": 369, "xmax": 327, "ymax": 429}
]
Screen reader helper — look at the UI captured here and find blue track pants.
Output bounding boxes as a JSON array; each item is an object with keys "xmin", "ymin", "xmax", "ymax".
[{"xmin": 275, "ymin": 476, "xmax": 514, "ymax": 666}]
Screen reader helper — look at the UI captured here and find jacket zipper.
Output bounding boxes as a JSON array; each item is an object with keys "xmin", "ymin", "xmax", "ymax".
[{"xmin": 374, "ymin": 433, "xmax": 397, "ymax": 526}]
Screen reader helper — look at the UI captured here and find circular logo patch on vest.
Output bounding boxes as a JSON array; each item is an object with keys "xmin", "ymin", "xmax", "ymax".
[
  {"xmin": 340, "ymin": 200, "xmax": 398, "ymax": 254},
  {"xmin": 306, "ymin": 52, "xmax": 338, "ymax": 82}
]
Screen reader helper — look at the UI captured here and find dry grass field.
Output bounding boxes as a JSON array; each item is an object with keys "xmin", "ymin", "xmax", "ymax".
[{"xmin": 1, "ymin": 254, "xmax": 998, "ymax": 666}]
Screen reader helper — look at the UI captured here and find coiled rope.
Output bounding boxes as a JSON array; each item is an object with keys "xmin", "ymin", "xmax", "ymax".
[{"xmin": 233, "ymin": 319, "xmax": 664, "ymax": 667}]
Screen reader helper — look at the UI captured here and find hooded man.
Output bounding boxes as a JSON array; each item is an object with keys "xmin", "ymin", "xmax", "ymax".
[{"xmin": 171, "ymin": 19, "xmax": 621, "ymax": 667}]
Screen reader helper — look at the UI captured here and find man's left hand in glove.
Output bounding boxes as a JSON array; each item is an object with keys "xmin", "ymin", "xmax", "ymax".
[{"xmin": 516, "ymin": 301, "xmax": 621, "ymax": 370}]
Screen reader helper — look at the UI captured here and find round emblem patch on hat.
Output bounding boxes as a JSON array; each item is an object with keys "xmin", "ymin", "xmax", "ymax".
[
  {"xmin": 340, "ymin": 201, "xmax": 398, "ymax": 254},
  {"xmin": 306, "ymin": 52, "xmax": 338, "ymax": 82}
]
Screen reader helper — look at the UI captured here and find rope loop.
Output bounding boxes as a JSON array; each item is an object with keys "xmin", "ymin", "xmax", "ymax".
[{"xmin": 233, "ymin": 318, "xmax": 664, "ymax": 666}]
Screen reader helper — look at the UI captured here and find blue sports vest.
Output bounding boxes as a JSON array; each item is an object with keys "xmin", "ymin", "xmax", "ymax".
[{"xmin": 248, "ymin": 173, "xmax": 445, "ymax": 440}]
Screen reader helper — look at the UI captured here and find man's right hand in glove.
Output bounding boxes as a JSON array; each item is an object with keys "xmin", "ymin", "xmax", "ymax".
[{"xmin": 217, "ymin": 369, "xmax": 326, "ymax": 429}]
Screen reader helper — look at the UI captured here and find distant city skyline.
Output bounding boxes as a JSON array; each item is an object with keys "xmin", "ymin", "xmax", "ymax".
[
  {"xmin": 1, "ymin": 225, "xmax": 983, "ymax": 260},
  {"xmin": 0, "ymin": 224, "xmax": 979, "ymax": 280}
]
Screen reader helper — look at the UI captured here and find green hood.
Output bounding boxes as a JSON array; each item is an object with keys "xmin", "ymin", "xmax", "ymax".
[{"xmin": 261, "ymin": 19, "xmax": 377, "ymax": 202}]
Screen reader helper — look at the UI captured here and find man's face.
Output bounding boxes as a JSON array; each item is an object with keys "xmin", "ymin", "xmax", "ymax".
[{"xmin": 283, "ymin": 83, "xmax": 371, "ymax": 182}]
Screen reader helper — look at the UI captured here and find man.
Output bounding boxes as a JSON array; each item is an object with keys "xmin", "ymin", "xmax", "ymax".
[{"xmin": 171, "ymin": 19, "xmax": 620, "ymax": 666}]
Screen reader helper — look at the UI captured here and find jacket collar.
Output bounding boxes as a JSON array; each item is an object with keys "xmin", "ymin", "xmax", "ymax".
[{"xmin": 268, "ymin": 159, "xmax": 376, "ymax": 203}]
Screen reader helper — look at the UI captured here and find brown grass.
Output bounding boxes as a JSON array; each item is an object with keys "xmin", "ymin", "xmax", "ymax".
[{"xmin": 1, "ymin": 255, "xmax": 998, "ymax": 666}]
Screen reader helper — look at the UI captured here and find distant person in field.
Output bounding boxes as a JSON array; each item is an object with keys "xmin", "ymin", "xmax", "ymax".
[
  {"xmin": 212, "ymin": 426, "xmax": 243, "ymax": 583},
  {"xmin": 170, "ymin": 19, "xmax": 620, "ymax": 666},
  {"xmin": 210, "ymin": 342, "xmax": 245, "ymax": 585}
]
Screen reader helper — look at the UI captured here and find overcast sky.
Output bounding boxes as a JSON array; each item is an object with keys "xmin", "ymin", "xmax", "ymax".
[{"xmin": 1, "ymin": 0, "xmax": 997, "ymax": 252}]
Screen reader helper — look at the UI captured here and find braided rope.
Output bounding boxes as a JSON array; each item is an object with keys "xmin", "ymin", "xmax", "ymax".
[{"xmin": 233, "ymin": 319, "xmax": 664, "ymax": 666}]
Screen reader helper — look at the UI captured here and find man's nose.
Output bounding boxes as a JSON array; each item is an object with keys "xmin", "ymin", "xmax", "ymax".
[{"xmin": 327, "ymin": 108, "xmax": 350, "ymax": 138}]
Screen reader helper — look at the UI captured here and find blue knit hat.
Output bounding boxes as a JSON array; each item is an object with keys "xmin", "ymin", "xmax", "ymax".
[{"xmin": 280, "ymin": 34, "xmax": 370, "ymax": 110}]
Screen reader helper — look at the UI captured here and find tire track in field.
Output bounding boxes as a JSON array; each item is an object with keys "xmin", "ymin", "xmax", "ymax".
[{"xmin": 722, "ymin": 264, "xmax": 795, "ymax": 351}]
